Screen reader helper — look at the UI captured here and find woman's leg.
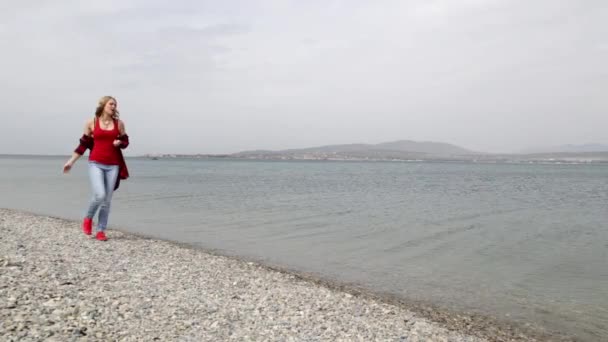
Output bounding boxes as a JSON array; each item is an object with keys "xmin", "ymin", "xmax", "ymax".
[
  {"xmin": 96, "ymin": 165, "xmax": 119, "ymax": 231},
  {"xmin": 85, "ymin": 162, "xmax": 106, "ymax": 220}
]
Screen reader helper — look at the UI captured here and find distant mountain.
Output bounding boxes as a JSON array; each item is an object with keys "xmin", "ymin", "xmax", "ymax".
[
  {"xmin": 142, "ymin": 140, "xmax": 608, "ymax": 163},
  {"xmin": 521, "ymin": 143, "xmax": 608, "ymax": 154},
  {"xmin": 374, "ymin": 140, "xmax": 475, "ymax": 155},
  {"xmin": 232, "ymin": 140, "xmax": 477, "ymax": 160}
]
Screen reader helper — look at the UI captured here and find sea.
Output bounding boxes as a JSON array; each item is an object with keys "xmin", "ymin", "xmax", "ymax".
[{"xmin": 1, "ymin": 155, "xmax": 606, "ymax": 341}]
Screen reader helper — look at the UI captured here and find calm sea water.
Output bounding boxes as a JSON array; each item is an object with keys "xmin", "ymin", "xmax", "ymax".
[{"xmin": 1, "ymin": 156, "xmax": 607, "ymax": 340}]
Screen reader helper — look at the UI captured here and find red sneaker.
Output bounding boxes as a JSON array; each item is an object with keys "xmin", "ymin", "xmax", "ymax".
[
  {"xmin": 82, "ymin": 218, "xmax": 93, "ymax": 235},
  {"xmin": 96, "ymin": 231, "xmax": 107, "ymax": 241}
]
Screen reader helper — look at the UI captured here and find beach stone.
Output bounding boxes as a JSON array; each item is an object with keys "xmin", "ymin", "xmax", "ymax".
[{"xmin": 0, "ymin": 208, "xmax": 529, "ymax": 341}]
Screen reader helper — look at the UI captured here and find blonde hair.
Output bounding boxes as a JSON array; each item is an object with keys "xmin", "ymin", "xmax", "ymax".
[{"xmin": 95, "ymin": 96, "xmax": 120, "ymax": 119}]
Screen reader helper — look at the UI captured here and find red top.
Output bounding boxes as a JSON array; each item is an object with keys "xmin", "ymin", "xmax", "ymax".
[{"xmin": 89, "ymin": 118, "xmax": 120, "ymax": 165}]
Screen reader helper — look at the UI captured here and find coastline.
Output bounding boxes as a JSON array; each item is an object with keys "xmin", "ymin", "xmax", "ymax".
[{"xmin": 1, "ymin": 208, "xmax": 572, "ymax": 341}]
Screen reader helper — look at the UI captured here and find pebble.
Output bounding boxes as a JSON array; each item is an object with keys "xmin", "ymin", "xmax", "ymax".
[{"xmin": 0, "ymin": 209, "xmax": 497, "ymax": 341}]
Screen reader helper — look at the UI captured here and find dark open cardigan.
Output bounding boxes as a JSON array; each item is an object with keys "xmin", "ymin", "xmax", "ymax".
[{"xmin": 75, "ymin": 134, "xmax": 130, "ymax": 190}]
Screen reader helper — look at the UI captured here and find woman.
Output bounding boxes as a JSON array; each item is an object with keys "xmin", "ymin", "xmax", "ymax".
[{"xmin": 63, "ymin": 96, "xmax": 130, "ymax": 241}]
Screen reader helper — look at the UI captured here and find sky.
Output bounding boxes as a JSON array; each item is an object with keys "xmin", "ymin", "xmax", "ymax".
[{"xmin": 1, "ymin": 0, "xmax": 606, "ymax": 155}]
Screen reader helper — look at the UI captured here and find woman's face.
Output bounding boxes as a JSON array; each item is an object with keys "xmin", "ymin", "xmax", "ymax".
[{"xmin": 104, "ymin": 99, "xmax": 117, "ymax": 115}]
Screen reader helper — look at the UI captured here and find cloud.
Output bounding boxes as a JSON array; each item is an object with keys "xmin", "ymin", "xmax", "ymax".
[{"xmin": 0, "ymin": 0, "xmax": 607, "ymax": 154}]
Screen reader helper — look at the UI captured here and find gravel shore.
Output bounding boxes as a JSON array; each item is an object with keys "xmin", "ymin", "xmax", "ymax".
[{"xmin": 0, "ymin": 209, "xmax": 550, "ymax": 341}]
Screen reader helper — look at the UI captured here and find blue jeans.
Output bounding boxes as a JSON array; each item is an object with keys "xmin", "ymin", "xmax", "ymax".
[{"xmin": 85, "ymin": 162, "xmax": 119, "ymax": 231}]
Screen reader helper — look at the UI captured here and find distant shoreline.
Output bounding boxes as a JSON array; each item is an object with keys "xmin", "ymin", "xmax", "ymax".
[
  {"xmin": 3, "ymin": 139, "xmax": 607, "ymax": 164},
  {"xmin": 138, "ymin": 154, "xmax": 608, "ymax": 165},
  {"xmin": 2, "ymin": 153, "xmax": 608, "ymax": 165}
]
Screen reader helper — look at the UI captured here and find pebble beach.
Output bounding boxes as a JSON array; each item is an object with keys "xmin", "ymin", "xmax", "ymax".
[{"xmin": 0, "ymin": 209, "xmax": 565, "ymax": 341}]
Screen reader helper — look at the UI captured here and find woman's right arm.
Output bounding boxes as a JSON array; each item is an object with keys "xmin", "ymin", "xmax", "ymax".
[{"xmin": 63, "ymin": 120, "xmax": 93, "ymax": 173}]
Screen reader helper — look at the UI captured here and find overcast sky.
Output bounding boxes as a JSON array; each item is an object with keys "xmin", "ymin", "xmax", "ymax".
[{"xmin": 1, "ymin": 0, "xmax": 606, "ymax": 155}]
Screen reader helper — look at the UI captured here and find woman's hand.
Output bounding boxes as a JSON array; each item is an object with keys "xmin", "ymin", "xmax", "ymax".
[
  {"xmin": 63, "ymin": 161, "xmax": 73, "ymax": 173},
  {"xmin": 113, "ymin": 139, "xmax": 122, "ymax": 147}
]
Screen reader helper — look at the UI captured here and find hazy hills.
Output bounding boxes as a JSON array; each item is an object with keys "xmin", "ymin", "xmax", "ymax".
[
  {"xmin": 521, "ymin": 144, "xmax": 608, "ymax": 154},
  {"xmin": 232, "ymin": 140, "xmax": 477, "ymax": 160},
  {"xmin": 144, "ymin": 140, "xmax": 608, "ymax": 163}
]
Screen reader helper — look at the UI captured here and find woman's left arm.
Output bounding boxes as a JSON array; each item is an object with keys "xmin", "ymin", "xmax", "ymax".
[{"xmin": 114, "ymin": 120, "xmax": 129, "ymax": 149}]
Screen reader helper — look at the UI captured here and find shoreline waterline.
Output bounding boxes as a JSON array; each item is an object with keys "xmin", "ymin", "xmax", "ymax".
[{"xmin": 1, "ymin": 208, "xmax": 575, "ymax": 341}]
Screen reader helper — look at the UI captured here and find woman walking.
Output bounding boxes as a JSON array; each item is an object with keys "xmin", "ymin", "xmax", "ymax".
[{"xmin": 63, "ymin": 96, "xmax": 130, "ymax": 241}]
